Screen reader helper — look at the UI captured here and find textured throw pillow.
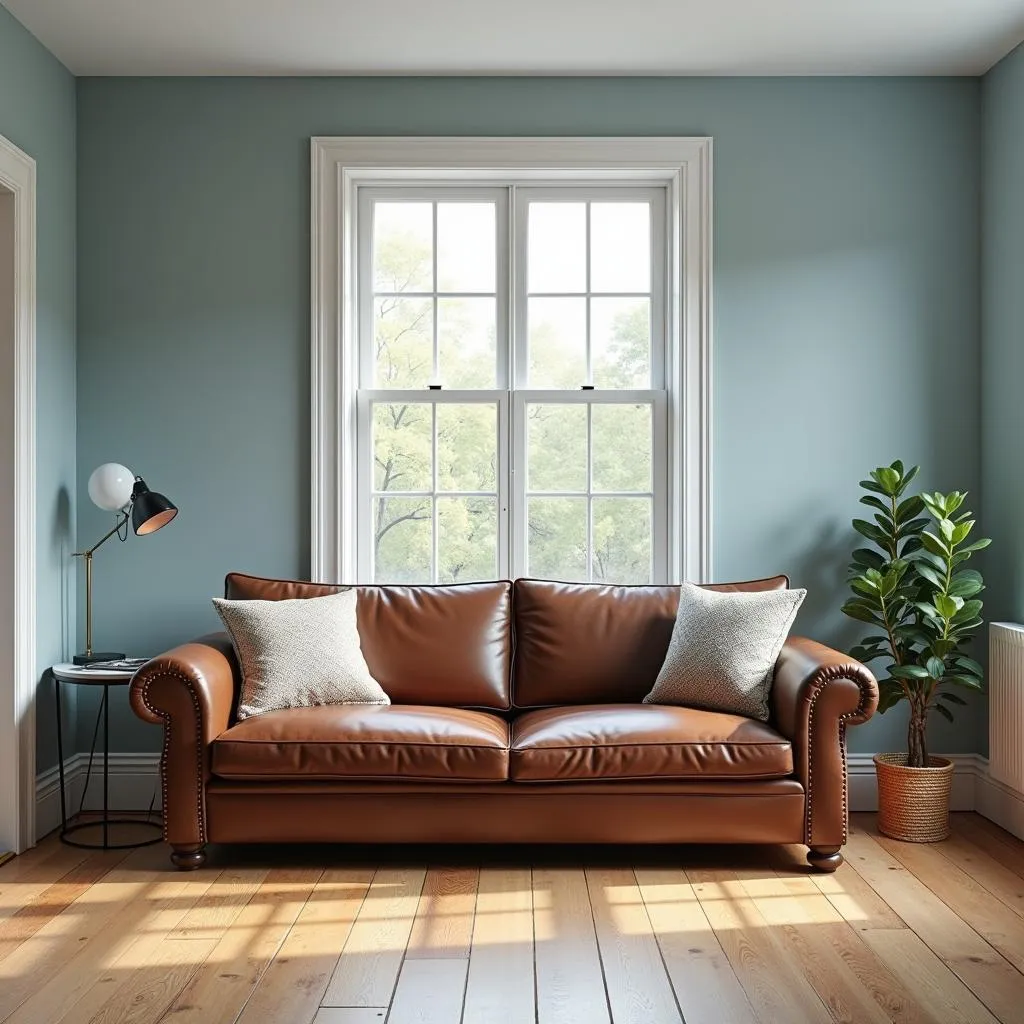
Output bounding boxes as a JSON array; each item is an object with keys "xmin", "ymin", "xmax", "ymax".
[
  {"xmin": 213, "ymin": 589, "xmax": 389, "ymax": 719},
  {"xmin": 643, "ymin": 581, "xmax": 806, "ymax": 721}
]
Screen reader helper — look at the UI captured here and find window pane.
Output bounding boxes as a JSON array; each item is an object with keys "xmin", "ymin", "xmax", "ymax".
[
  {"xmin": 361, "ymin": 186, "xmax": 666, "ymax": 589},
  {"xmin": 591, "ymin": 404, "xmax": 652, "ymax": 493},
  {"xmin": 437, "ymin": 403, "xmax": 497, "ymax": 492},
  {"xmin": 591, "ymin": 297, "xmax": 650, "ymax": 389},
  {"xmin": 373, "ymin": 402, "xmax": 432, "ymax": 492},
  {"xmin": 592, "ymin": 497, "xmax": 652, "ymax": 584},
  {"xmin": 374, "ymin": 296, "xmax": 433, "ymax": 388},
  {"xmin": 374, "ymin": 497, "xmax": 432, "ymax": 582},
  {"xmin": 438, "ymin": 497, "xmax": 497, "ymax": 583},
  {"xmin": 528, "ymin": 203, "xmax": 586, "ymax": 292},
  {"xmin": 438, "ymin": 297, "xmax": 496, "ymax": 389},
  {"xmin": 373, "ymin": 202, "xmax": 433, "ymax": 293},
  {"xmin": 527, "ymin": 404, "xmax": 587, "ymax": 492},
  {"xmin": 528, "ymin": 497, "xmax": 587, "ymax": 581},
  {"xmin": 528, "ymin": 297, "xmax": 586, "ymax": 388},
  {"xmin": 590, "ymin": 203, "xmax": 650, "ymax": 293},
  {"xmin": 437, "ymin": 203, "xmax": 496, "ymax": 293}
]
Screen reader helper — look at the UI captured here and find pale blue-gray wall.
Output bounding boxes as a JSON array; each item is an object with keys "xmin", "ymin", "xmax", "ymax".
[
  {"xmin": 0, "ymin": 5, "xmax": 77, "ymax": 771},
  {"xmin": 76, "ymin": 76, "xmax": 983, "ymax": 755},
  {"xmin": 981, "ymin": 42, "xmax": 1024, "ymax": 757}
]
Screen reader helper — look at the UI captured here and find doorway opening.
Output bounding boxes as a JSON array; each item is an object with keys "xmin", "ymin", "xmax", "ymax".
[{"xmin": 0, "ymin": 134, "xmax": 37, "ymax": 855}]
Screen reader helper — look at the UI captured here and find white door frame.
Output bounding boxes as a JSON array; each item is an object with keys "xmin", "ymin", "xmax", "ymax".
[{"xmin": 0, "ymin": 133, "xmax": 37, "ymax": 854}]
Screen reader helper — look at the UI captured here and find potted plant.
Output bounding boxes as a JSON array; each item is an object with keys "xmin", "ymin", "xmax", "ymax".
[{"xmin": 843, "ymin": 461, "xmax": 989, "ymax": 842}]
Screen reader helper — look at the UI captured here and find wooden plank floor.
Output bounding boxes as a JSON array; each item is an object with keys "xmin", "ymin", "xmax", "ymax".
[{"xmin": 1, "ymin": 813, "xmax": 1024, "ymax": 1023}]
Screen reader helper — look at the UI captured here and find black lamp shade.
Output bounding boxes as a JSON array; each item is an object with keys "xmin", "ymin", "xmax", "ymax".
[{"xmin": 131, "ymin": 477, "xmax": 178, "ymax": 536}]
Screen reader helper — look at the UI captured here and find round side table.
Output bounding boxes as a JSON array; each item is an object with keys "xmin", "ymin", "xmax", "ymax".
[{"xmin": 51, "ymin": 663, "xmax": 163, "ymax": 850}]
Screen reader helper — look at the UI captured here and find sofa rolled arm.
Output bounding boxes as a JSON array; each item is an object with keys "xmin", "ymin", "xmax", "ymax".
[
  {"xmin": 130, "ymin": 632, "xmax": 239, "ymax": 859},
  {"xmin": 771, "ymin": 637, "xmax": 878, "ymax": 849}
]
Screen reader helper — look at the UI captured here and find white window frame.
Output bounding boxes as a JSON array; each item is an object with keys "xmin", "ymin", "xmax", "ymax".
[{"xmin": 311, "ymin": 137, "xmax": 713, "ymax": 585}]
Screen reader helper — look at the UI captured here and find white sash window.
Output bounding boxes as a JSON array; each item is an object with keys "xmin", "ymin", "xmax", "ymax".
[{"xmin": 312, "ymin": 138, "xmax": 712, "ymax": 585}]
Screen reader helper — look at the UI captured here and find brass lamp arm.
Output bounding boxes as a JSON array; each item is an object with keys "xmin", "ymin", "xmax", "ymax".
[
  {"xmin": 72, "ymin": 510, "xmax": 130, "ymax": 559},
  {"xmin": 72, "ymin": 510, "xmax": 130, "ymax": 659}
]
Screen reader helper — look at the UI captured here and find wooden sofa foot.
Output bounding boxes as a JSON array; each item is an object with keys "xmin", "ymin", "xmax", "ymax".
[
  {"xmin": 170, "ymin": 845, "xmax": 207, "ymax": 870},
  {"xmin": 807, "ymin": 847, "xmax": 843, "ymax": 872}
]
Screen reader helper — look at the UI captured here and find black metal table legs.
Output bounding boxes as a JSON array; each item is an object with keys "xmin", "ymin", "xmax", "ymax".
[{"xmin": 54, "ymin": 675, "xmax": 162, "ymax": 850}]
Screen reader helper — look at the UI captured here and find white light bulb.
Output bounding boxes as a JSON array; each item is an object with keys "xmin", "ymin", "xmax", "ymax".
[{"xmin": 88, "ymin": 463, "xmax": 135, "ymax": 512}]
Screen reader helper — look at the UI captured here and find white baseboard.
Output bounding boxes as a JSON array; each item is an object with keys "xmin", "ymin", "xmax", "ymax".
[
  {"xmin": 848, "ymin": 753, "xmax": 986, "ymax": 814},
  {"xmin": 35, "ymin": 753, "xmax": 161, "ymax": 841},
  {"xmin": 976, "ymin": 769, "xmax": 1024, "ymax": 841},
  {"xmin": 34, "ymin": 751, "xmax": 1024, "ymax": 843}
]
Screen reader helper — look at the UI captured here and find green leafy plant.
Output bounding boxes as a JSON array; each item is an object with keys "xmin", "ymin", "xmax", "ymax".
[{"xmin": 843, "ymin": 461, "xmax": 990, "ymax": 768}]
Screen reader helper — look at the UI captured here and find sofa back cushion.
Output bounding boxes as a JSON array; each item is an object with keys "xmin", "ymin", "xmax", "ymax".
[
  {"xmin": 511, "ymin": 576, "xmax": 790, "ymax": 708},
  {"xmin": 224, "ymin": 573, "xmax": 512, "ymax": 710}
]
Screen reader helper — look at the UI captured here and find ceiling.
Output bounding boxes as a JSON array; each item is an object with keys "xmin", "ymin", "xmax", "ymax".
[{"xmin": 5, "ymin": 0, "xmax": 1024, "ymax": 77}]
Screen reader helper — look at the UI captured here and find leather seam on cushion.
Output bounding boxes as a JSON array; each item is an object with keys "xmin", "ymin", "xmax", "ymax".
[
  {"xmin": 226, "ymin": 571, "xmax": 515, "ymax": 593},
  {"xmin": 211, "ymin": 772, "xmax": 786, "ymax": 783},
  {"xmin": 212, "ymin": 773, "xmax": 508, "ymax": 783},
  {"xmin": 509, "ymin": 772, "xmax": 794, "ymax": 782},
  {"xmin": 510, "ymin": 741, "xmax": 791, "ymax": 751},
  {"xmin": 135, "ymin": 666, "xmax": 205, "ymax": 846},
  {"xmin": 378, "ymin": 704, "xmax": 512, "ymax": 712},
  {"xmin": 209, "ymin": 782, "xmax": 798, "ymax": 790},
  {"xmin": 513, "ymin": 575, "xmax": 788, "ymax": 589},
  {"xmin": 215, "ymin": 740, "xmax": 508, "ymax": 750},
  {"xmin": 803, "ymin": 665, "xmax": 874, "ymax": 846},
  {"xmin": 208, "ymin": 784, "xmax": 804, "ymax": 795},
  {"xmin": 540, "ymin": 784, "xmax": 795, "ymax": 789}
]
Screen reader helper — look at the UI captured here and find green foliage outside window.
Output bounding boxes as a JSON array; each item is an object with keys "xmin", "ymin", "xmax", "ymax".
[{"xmin": 371, "ymin": 215, "xmax": 655, "ymax": 584}]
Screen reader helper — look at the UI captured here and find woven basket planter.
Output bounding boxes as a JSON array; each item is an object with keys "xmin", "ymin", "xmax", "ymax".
[{"xmin": 874, "ymin": 753, "xmax": 955, "ymax": 842}]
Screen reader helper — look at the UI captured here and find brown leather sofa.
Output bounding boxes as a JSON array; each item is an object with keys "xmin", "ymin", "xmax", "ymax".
[{"xmin": 130, "ymin": 573, "xmax": 878, "ymax": 873}]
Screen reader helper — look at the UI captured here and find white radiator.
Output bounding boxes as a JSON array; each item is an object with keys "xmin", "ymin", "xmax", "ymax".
[{"xmin": 989, "ymin": 623, "xmax": 1024, "ymax": 793}]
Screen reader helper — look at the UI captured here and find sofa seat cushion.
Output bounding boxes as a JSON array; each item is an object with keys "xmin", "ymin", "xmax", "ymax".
[
  {"xmin": 212, "ymin": 704, "xmax": 510, "ymax": 782},
  {"xmin": 510, "ymin": 704, "xmax": 793, "ymax": 782}
]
